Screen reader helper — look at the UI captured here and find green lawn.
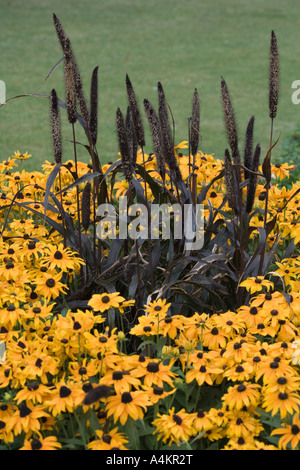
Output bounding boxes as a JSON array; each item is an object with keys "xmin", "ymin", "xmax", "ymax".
[{"xmin": 1, "ymin": 0, "xmax": 300, "ymax": 171}]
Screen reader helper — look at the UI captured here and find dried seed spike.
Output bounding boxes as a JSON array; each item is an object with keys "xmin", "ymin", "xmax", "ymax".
[
  {"xmin": 246, "ymin": 143, "xmax": 261, "ymax": 214},
  {"xmin": 158, "ymin": 82, "xmax": 182, "ymax": 182},
  {"xmin": 53, "ymin": 13, "xmax": 68, "ymax": 50},
  {"xmin": 269, "ymin": 30, "xmax": 279, "ymax": 120},
  {"xmin": 116, "ymin": 107, "xmax": 133, "ymax": 182},
  {"xmin": 63, "ymin": 37, "xmax": 77, "ymax": 124},
  {"xmin": 144, "ymin": 98, "xmax": 165, "ymax": 181},
  {"xmin": 244, "ymin": 115, "xmax": 255, "ymax": 181},
  {"xmin": 126, "ymin": 106, "xmax": 138, "ymax": 164},
  {"xmin": 190, "ymin": 88, "xmax": 200, "ymax": 157},
  {"xmin": 224, "ymin": 149, "xmax": 237, "ymax": 211},
  {"xmin": 50, "ymin": 89, "xmax": 62, "ymax": 163},
  {"xmin": 126, "ymin": 74, "xmax": 145, "ymax": 148},
  {"xmin": 221, "ymin": 77, "xmax": 239, "ymax": 161},
  {"xmin": 52, "ymin": 13, "xmax": 88, "ymax": 125},
  {"xmin": 89, "ymin": 66, "xmax": 99, "ymax": 146},
  {"xmin": 81, "ymin": 181, "xmax": 91, "ymax": 231}
]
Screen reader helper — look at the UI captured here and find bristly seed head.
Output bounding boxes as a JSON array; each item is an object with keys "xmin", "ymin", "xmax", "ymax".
[
  {"xmin": 50, "ymin": 89, "xmax": 62, "ymax": 164},
  {"xmin": 81, "ymin": 181, "xmax": 91, "ymax": 231},
  {"xmin": 89, "ymin": 66, "xmax": 99, "ymax": 146},
  {"xmin": 126, "ymin": 74, "xmax": 145, "ymax": 148},
  {"xmin": 116, "ymin": 107, "xmax": 133, "ymax": 182},
  {"xmin": 190, "ymin": 88, "xmax": 200, "ymax": 157},
  {"xmin": 269, "ymin": 30, "xmax": 279, "ymax": 120}
]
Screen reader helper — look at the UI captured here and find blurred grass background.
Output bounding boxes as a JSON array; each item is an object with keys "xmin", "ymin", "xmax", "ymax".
[{"xmin": 1, "ymin": 0, "xmax": 300, "ymax": 171}]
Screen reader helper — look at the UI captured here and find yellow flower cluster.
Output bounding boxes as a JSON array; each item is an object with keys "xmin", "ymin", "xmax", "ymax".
[{"xmin": 0, "ymin": 150, "xmax": 299, "ymax": 450}]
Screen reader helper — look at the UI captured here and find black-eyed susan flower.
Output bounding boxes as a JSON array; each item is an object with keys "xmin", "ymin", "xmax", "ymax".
[
  {"xmin": 223, "ymin": 362, "xmax": 255, "ymax": 382},
  {"xmin": 222, "ymin": 339, "xmax": 254, "ymax": 365},
  {"xmin": 222, "ymin": 382, "xmax": 261, "ymax": 411},
  {"xmin": 201, "ymin": 324, "xmax": 229, "ymax": 350},
  {"xmin": 105, "ymin": 390, "xmax": 151, "ymax": 426},
  {"xmin": 88, "ymin": 292, "xmax": 125, "ymax": 313},
  {"xmin": 0, "ymin": 260, "xmax": 27, "ymax": 282},
  {"xmin": 42, "ymin": 242, "xmax": 85, "ymax": 272},
  {"xmin": 144, "ymin": 298, "xmax": 171, "ymax": 317},
  {"xmin": 182, "ymin": 312, "xmax": 209, "ymax": 341},
  {"xmin": 186, "ymin": 361, "xmax": 224, "ymax": 386},
  {"xmin": 152, "ymin": 407, "xmax": 195, "ymax": 445},
  {"xmin": 0, "ymin": 416, "xmax": 14, "ymax": 444},
  {"xmin": 239, "ymin": 276, "xmax": 274, "ymax": 294},
  {"xmin": 68, "ymin": 358, "xmax": 99, "ymax": 383},
  {"xmin": 132, "ymin": 358, "xmax": 176, "ymax": 388},
  {"xmin": 158, "ymin": 314, "xmax": 182, "ymax": 339},
  {"xmin": 11, "ymin": 150, "xmax": 32, "ymax": 161},
  {"xmin": 5, "ymin": 403, "xmax": 49, "ymax": 436},
  {"xmin": 262, "ymin": 389, "xmax": 300, "ymax": 419},
  {"xmin": 100, "ymin": 368, "xmax": 141, "ymax": 394},
  {"xmin": 87, "ymin": 427, "xmax": 129, "ymax": 450},
  {"xmin": 224, "ymin": 410, "xmax": 264, "ymax": 439},
  {"xmin": 15, "ymin": 381, "xmax": 51, "ymax": 405},
  {"xmin": 45, "ymin": 380, "xmax": 85, "ymax": 417},
  {"xmin": 222, "ymin": 435, "xmax": 257, "ymax": 450},
  {"xmin": 0, "ymin": 157, "xmax": 17, "ymax": 172},
  {"xmin": 20, "ymin": 435, "xmax": 62, "ymax": 450},
  {"xmin": 213, "ymin": 310, "xmax": 246, "ymax": 338},
  {"xmin": 129, "ymin": 315, "xmax": 158, "ymax": 337},
  {"xmin": 142, "ymin": 385, "xmax": 175, "ymax": 405},
  {"xmin": 34, "ymin": 272, "xmax": 67, "ymax": 302},
  {"xmin": 191, "ymin": 409, "xmax": 214, "ymax": 433},
  {"xmin": 255, "ymin": 355, "xmax": 296, "ymax": 384},
  {"xmin": 271, "ymin": 413, "xmax": 300, "ymax": 449},
  {"xmin": 84, "ymin": 328, "xmax": 119, "ymax": 357},
  {"xmin": 237, "ymin": 304, "xmax": 268, "ymax": 329}
]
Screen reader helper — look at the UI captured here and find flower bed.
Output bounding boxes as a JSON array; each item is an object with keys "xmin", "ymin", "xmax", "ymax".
[{"xmin": 0, "ymin": 145, "xmax": 299, "ymax": 450}]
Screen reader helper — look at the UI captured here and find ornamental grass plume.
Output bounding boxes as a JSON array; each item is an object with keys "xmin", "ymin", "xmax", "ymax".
[
  {"xmin": 224, "ymin": 149, "xmax": 237, "ymax": 211},
  {"xmin": 246, "ymin": 143, "xmax": 261, "ymax": 214},
  {"xmin": 244, "ymin": 115, "xmax": 255, "ymax": 182},
  {"xmin": 126, "ymin": 106, "xmax": 138, "ymax": 164},
  {"xmin": 63, "ymin": 37, "xmax": 77, "ymax": 125},
  {"xmin": 53, "ymin": 13, "xmax": 89, "ymax": 125},
  {"xmin": 269, "ymin": 30, "xmax": 279, "ymax": 120},
  {"xmin": 221, "ymin": 77, "xmax": 240, "ymax": 166},
  {"xmin": 143, "ymin": 98, "xmax": 166, "ymax": 181},
  {"xmin": 50, "ymin": 89, "xmax": 62, "ymax": 164},
  {"xmin": 125, "ymin": 74, "xmax": 145, "ymax": 150},
  {"xmin": 190, "ymin": 88, "xmax": 200, "ymax": 158},
  {"xmin": 116, "ymin": 107, "xmax": 133, "ymax": 183},
  {"xmin": 81, "ymin": 181, "xmax": 91, "ymax": 231},
  {"xmin": 158, "ymin": 81, "xmax": 183, "ymax": 183},
  {"xmin": 89, "ymin": 66, "xmax": 99, "ymax": 146}
]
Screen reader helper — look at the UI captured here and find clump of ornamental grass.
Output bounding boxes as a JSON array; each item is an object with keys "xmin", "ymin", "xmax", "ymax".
[{"xmin": 1, "ymin": 21, "xmax": 300, "ymax": 451}]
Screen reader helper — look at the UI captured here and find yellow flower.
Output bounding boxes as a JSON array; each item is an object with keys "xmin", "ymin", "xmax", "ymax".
[
  {"xmin": 262, "ymin": 389, "xmax": 300, "ymax": 419},
  {"xmin": 88, "ymin": 292, "xmax": 125, "ymax": 313},
  {"xmin": 5, "ymin": 404, "xmax": 49, "ymax": 436},
  {"xmin": 20, "ymin": 435, "xmax": 62, "ymax": 450},
  {"xmin": 34, "ymin": 272, "xmax": 68, "ymax": 302},
  {"xmin": 222, "ymin": 382, "xmax": 261, "ymax": 411},
  {"xmin": 11, "ymin": 150, "xmax": 32, "ymax": 160},
  {"xmin": 87, "ymin": 427, "xmax": 129, "ymax": 450},
  {"xmin": 41, "ymin": 243, "xmax": 85, "ymax": 272},
  {"xmin": 45, "ymin": 380, "xmax": 85, "ymax": 417},
  {"xmin": 271, "ymin": 413, "xmax": 300, "ymax": 449},
  {"xmin": 152, "ymin": 407, "xmax": 195, "ymax": 445},
  {"xmin": 105, "ymin": 390, "xmax": 151, "ymax": 426},
  {"xmin": 144, "ymin": 298, "xmax": 171, "ymax": 317},
  {"xmin": 100, "ymin": 368, "xmax": 141, "ymax": 394},
  {"xmin": 239, "ymin": 276, "xmax": 274, "ymax": 294},
  {"xmin": 132, "ymin": 358, "xmax": 177, "ymax": 388}
]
